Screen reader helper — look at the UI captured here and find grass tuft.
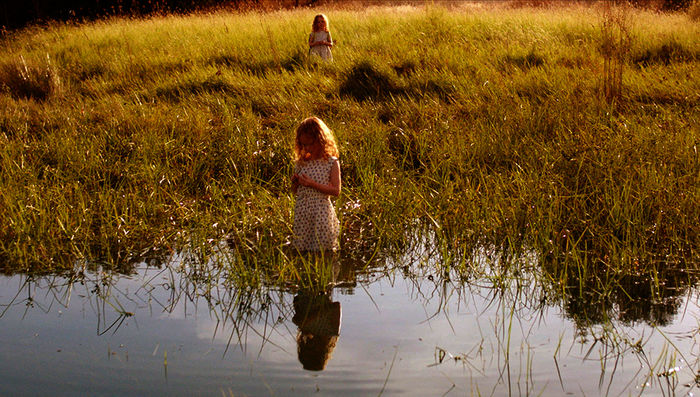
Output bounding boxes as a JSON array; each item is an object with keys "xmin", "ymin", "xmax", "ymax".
[
  {"xmin": 338, "ymin": 61, "xmax": 401, "ymax": 101},
  {"xmin": 0, "ymin": 55, "xmax": 62, "ymax": 101},
  {"xmin": 501, "ymin": 49, "xmax": 546, "ymax": 70}
]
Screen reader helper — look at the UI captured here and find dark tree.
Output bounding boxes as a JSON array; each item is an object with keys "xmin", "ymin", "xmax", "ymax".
[{"xmin": 1, "ymin": 0, "xmax": 321, "ymax": 30}]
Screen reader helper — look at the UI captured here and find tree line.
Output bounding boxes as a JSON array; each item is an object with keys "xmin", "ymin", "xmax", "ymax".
[
  {"xmin": 0, "ymin": 0, "xmax": 321, "ymax": 30},
  {"xmin": 1, "ymin": 0, "xmax": 694, "ymax": 31}
]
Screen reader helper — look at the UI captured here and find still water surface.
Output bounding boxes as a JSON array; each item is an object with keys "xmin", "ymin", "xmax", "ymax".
[{"xmin": 0, "ymin": 251, "xmax": 698, "ymax": 396}]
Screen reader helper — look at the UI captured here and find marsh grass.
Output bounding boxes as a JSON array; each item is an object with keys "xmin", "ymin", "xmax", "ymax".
[{"xmin": 0, "ymin": 2, "xmax": 697, "ymax": 317}]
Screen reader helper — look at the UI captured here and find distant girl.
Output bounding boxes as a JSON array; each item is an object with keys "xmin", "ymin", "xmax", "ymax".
[
  {"xmin": 291, "ymin": 117, "xmax": 340, "ymax": 252},
  {"xmin": 308, "ymin": 14, "xmax": 333, "ymax": 61}
]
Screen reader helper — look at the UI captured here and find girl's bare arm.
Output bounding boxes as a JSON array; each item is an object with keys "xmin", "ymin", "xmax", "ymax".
[{"xmin": 309, "ymin": 40, "xmax": 331, "ymax": 47}]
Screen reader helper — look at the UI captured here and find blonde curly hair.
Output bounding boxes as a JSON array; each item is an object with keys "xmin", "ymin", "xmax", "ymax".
[
  {"xmin": 312, "ymin": 14, "xmax": 330, "ymax": 32},
  {"xmin": 294, "ymin": 117, "xmax": 339, "ymax": 163}
]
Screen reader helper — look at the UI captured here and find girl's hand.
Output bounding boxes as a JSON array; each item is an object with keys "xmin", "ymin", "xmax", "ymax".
[
  {"xmin": 295, "ymin": 161, "xmax": 340, "ymax": 197},
  {"xmin": 297, "ymin": 173, "xmax": 315, "ymax": 188},
  {"xmin": 291, "ymin": 173, "xmax": 300, "ymax": 193}
]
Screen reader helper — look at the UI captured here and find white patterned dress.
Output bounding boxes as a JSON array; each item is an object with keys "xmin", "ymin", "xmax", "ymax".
[
  {"xmin": 309, "ymin": 31, "xmax": 333, "ymax": 61},
  {"xmin": 293, "ymin": 157, "xmax": 339, "ymax": 251}
]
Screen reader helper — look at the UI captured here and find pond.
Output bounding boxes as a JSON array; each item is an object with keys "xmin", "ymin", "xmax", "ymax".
[{"xmin": 1, "ymin": 245, "xmax": 698, "ymax": 396}]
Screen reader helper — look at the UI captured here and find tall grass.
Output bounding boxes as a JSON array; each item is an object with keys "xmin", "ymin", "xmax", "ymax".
[{"xmin": 0, "ymin": 4, "xmax": 697, "ymax": 291}]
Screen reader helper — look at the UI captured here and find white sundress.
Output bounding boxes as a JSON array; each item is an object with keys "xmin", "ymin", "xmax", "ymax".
[
  {"xmin": 293, "ymin": 157, "xmax": 339, "ymax": 251},
  {"xmin": 309, "ymin": 31, "xmax": 333, "ymax": 61}
]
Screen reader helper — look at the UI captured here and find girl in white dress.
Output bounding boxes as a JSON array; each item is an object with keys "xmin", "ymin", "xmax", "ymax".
[
  {"xmin": 291, "ymin": 117, "xmax": 341, "ymax": 252},
  {"xmin": 308, "ymin": 14, "xmax": 333, "ymax": 61}
]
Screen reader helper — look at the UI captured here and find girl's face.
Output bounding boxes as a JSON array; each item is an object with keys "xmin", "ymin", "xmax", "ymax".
[
  {"xmin": 314, "ymin": 17, "xmax": 326, "ymax": 30},
  {"xmin": 299, "ymin": 133, "xmax": 322, "ymax": 160}
]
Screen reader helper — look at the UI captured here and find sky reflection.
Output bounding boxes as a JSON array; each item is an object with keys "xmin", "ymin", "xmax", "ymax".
[{"xmin": 0, "ymin": 254, "xmax": 698, "ymax": 396}]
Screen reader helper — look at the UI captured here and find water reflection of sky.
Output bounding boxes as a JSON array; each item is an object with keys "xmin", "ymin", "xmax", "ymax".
[{"xmin": 0, "ymin": 264, "xmax": 698, "ymax": 396}]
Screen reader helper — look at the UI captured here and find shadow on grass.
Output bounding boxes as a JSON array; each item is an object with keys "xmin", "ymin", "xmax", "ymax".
[
  {"xmin": 339, "ymin": 61, "xmax": 457, "ymax": 102},
  {"xmin": 501, "ymin": 50, "xmax": 545, "ymax": 70},
  {"xmin": 338, "ymin": 61, "xmax": 402, "ymax": 102},
  {"xmin": 387, "ymin": 127, "xmax": 425, "ymax": 173},
  {"xmin": 633, "ymin": 39, "xmax": 698, "ymax": 67},
  {"xmin": 209, "ymin": 49, "xmax": 307, "ymax": 76},
  {"xmin": 154, "ymin": 77, "xmax": 244, "ymax": 102}
]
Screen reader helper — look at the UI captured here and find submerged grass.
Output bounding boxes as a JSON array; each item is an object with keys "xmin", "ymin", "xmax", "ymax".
[{"xmin": 0, "ymin": 3, "xmax": 697, "ymax": 308}]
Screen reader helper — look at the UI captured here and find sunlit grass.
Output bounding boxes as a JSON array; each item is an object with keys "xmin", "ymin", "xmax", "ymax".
[{"xmin": 0, "ymin": 4, "xmax": 697, "ymax": 295}]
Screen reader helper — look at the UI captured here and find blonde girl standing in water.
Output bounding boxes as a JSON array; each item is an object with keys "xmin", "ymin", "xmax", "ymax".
[
  {"xmin": 291, "ymin": 117, "xmax": 340, "ymax": 252},
  {"xmin": 308, "ymin": 14, "xmax": 333, "ymax": 61}
]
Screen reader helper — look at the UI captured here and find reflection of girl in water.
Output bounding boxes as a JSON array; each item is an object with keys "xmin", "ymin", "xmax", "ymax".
[{"xmin": 292, "ymin": 291, "xmax": 341, "ymax": 371}]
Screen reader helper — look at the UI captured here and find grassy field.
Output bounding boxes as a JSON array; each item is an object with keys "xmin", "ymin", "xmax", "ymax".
[{"xmin": 0, "ymin": 2, "xmax": 698, "ymax": 295}]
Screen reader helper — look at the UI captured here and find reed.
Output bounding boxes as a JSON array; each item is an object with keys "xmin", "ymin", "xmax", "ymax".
[{"xmin": 600, "ymin": 1, "xmax": 631, "ymax": 104}]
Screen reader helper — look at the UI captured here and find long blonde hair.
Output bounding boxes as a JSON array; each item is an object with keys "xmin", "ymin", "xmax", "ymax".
[
  {"xmin": 312, "ymin": 14, "xmax": 330, "ymax": 32},
  {"xmin": 294, "ymin": 117, "xmax": 339, "ymax": 163}
]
